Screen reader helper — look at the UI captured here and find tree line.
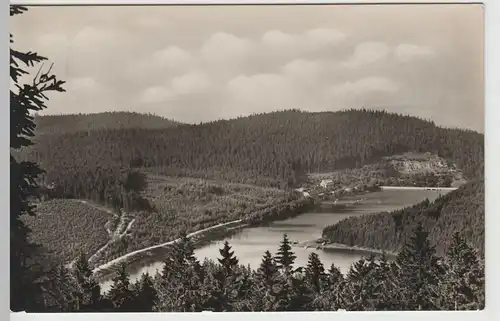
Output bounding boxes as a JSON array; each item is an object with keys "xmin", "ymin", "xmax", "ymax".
[
  {"xmin": 34, "ymin": 111, "xmax": 178, "ymax": 136},
  {"xmin": 36, "ymin": 229, "xmax": 484, "ymax": 312}
]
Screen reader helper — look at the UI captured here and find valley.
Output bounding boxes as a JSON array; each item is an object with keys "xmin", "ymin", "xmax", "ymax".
[{"xmin": 20, "ymin": 109, "xmax": 484, "ymax": 288}]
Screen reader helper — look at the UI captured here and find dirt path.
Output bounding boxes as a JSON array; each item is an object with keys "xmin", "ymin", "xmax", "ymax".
[
  {"xmin": 69, "ymin": 200, "xmax": 136, "ymax": 266},
  {"xmin": 92, "ymin": 219, "xmax": 243, "ymax": 274}
]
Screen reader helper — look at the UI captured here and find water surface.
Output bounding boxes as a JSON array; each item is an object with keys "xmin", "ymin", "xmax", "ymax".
[{"xmin": 101, "ymin": 189, "xmax": 444, "ymax": 292}]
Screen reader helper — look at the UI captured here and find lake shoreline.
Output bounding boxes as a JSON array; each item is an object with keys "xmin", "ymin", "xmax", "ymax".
[
  {"xmin": 94, "ymin": 186, "xmax": 448, "ymax": 287},
  {"xmin": 93, "ymin": 196, "xmax": 315, "ymax": 283},
  {"xmin": 295, "ymin": 239, "xmax": 398, "ymax": 258}
]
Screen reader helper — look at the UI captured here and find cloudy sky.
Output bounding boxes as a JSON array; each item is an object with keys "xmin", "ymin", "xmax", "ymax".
[{"xmin": 11, "ymin": 4, "xmax": 484, "ymax": 131}]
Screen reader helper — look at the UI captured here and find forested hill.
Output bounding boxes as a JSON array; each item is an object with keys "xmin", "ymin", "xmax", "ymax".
[
  {"xmin": 322, "ymin": 180, "xmax": 485, "ymax": 257},
  {"xmin": 23, "ymin": 109, "xmax": 483, "ymax": 205},
  {"xmin": 34, "ymin": 111, "xmax": 179, "ymax": 135}
]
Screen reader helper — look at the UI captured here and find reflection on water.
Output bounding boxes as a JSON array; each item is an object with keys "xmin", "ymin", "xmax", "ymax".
[{"xmin": 101, "ymin": 189, "xmax": 443, "ymax": 292}]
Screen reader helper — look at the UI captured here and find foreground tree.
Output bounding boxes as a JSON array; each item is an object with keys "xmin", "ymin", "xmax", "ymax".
[
  {"xmin": 439, "ymin": 232, "xmax": 485, "ymax": 310},
  {"xmin": 132, "ymin": 273, "xmax": 157, "ymax": 312},
  {"xmin": 10, "ymin": 5, "xmax": 66, "ymax": 312},
  {"xmin": 275, "ymin": 234, "xmax": 297, "ymax": 275},
  {"xmin": 395, "ymin": 224, "xmax": 444, "ymax": 310},
  {"xmin": 72, "ymin": 253, "xmax": 103, "ymax": 311},
  {"xmin": 106, "ymin": 264, "xmax": 135, "ymax": 311},
  {"xmin": 155, "ymin": 234, "xmax": 204, "ymax": 312},
  {"xmin": 305, "ymin": 252, "xmax": 328, "ymax": 298},
  {"xmin": 205, "ymin": 241, "xmax": 241, "ymax": 312}
]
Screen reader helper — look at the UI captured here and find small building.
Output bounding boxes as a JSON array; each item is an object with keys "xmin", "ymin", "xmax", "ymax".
[{"xmin": 320, "ymin": 179, "xmax": 334, "ymax": 189}]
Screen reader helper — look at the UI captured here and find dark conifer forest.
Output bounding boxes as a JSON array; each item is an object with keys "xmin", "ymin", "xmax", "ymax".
[
  {"xmin": 25, "ymin": 109, "xmax": 483, "ymax": 192},
  {"xmin": 10, "ymin": 5, "xmax": 485, "ymax": 313},
  {"xmin": 19, "ymin": 108, "xmax": 484, "ymax": 217}
]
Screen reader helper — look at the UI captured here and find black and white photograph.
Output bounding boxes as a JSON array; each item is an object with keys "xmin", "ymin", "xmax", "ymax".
[{"xmin": 10, "ymin": 2, "xmax": 485, "ymax": 313}]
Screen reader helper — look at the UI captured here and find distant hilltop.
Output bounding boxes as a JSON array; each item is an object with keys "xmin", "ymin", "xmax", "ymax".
[{"xmin": 34, "ymin": 111, "xmax": 180, "ymax": 135}]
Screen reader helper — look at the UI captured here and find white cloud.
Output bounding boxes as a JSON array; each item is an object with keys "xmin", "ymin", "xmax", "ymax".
[
  {"xmin": 343, "ymin": 42, "xmax": 391, "ymax": 67},
  {"xmin": 139, "ymin": 71, "xmax": 211, "ymax": 103},
  {"xmin": 395, "ymin": 44, "xmax": 436, "ymax": 62},
  {"xmin": 152, "ymin": 46, "xmax": 193, "ymax": 68},
  {"xmin": 135, "ymin": 16, "xmax": 163, "ymax": 29},
  {"xmin": 171, "ymin": 71, "xmax": 211, "ymax": 95},
  {"xmin": 282, "ymin": 59, "xmax": 321, "ymax": 84},
  {"xmin": 227, "ymin": 73, "xmax": 295, "ymax": 114},
  {"xmin": 37, "ymin": 33, "xmax": 69, "ymax": 49},
  {"xmin": 67, "ymin": 77, "xmax": 99, "ymax": 92},
  {"xmin": 262, "ymin": 28, "xmax": 346, "ymax": 53},
  {"xmin": 304, "ymin": 28, "xmax": 347, "ymax": 48},
  {"xmin": 228, "ymin": 73, "xmax": 288, "ymax": 95},
  {"xmin": 140, "ymin": 86, "xmax": 174, "ymax": 103},
  {"xmin": 71, "ymin": 26, "xmax": 116, "ymax": 49},
  {"xmin": 328, "ymin": 76, "xmax": 400, "ymax": 97},
  {"xmin": 201, "ymin": 32, "xmax": 253, "ymax": 61},
  {"xmin": 262, "ymin": 30, "xmax": 296, "ymax": 47}
]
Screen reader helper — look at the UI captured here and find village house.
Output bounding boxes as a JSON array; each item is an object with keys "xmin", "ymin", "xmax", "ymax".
[{"xmin": 320, "ymin": 179, "xmax": 335, "ymax": 189}]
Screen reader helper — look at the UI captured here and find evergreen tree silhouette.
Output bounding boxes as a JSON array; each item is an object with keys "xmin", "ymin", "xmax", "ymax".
[
  {"xmin": 439, "ymin": 232, "xmax": 484, "ymax": 310},
  {"xmin": 132, "ymin": 273, "xmax": 157, "ymax": 312},
  {"xmin": 218, "ymin": 241, "xmax": 239, "ymax": 275},
  {"xmin": 10, "ymin": 5, "xmax": 66, "ymax": 311},
  {"xmin": 106, "ymin": 264, "xmax": 134, "ymax": 311},
  {"xmin": 254, "ymin": 250, "xmax": 280, "ymax": 311},
  {"xmin": 72, "ymin": 253, "xmax": 102, "ymax": 311},
  {"xmin": 396, "ymin": 224, "xmax": 444, "ymax": 310},
  {"xmin": 256, "ymin": 250, "xmax": 279, "ymax": 288},
  {"xmin": 305, "ymin": 252, "xmax": 327, "ymax": 294},
  {"xmin": 275, "ymin": 234, "xmax": 297, "ymax": 275}
]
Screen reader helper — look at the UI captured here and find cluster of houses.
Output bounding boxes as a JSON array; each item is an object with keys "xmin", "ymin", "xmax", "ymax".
[{"xmin": 295, "ymin": 179, "xmax": 380, "ymax": 199}]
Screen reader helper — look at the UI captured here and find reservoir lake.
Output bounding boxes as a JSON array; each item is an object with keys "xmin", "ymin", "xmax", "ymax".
[{"xmin": 100, "ymin": 188, "xmax": 445, "ymax": 292}]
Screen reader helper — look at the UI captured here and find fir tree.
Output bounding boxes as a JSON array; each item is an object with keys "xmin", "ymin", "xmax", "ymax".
[
  {"xmin": 106, "ymin": 264, "xmax": 134, "ymax": 311},
  {"xmin": 72, "ymin": 253, "xmax": 102, "ymax": 311},
  {"xmin": 327, "ymin": 263, "xmax": 343, "ymax": 288},
  {"xmin": 254, "ymin": 250, "xmax": 280, "ymax": 311},
  {"xmin": 256, "ymin": 250, "xmax": 279, "ymax": 288},
  {"xmin": 395, "ymin": 224, "xmax": 444, "ymax": 310},
  {"xmin": 304, "ymin": 252, "xmax": 327, "ymax": 294},
  {"xmin": 439, "ymin": 232, "xmax": 485, "ymax": 310},
  {"xmin": 234, "ymin": 265, "xmax": 255, "ymax": 311},
  {"xmin": 341, "ymin": 257, "xmax": 379, "ymax": 311},
  {"xmin": 211, "ymin": 242, "xmax": 241, "ymax": 311},
  {"xmin": 218, "ymin": 241, "xmax": 239, "ymax": 275},
  {"xmin": 155, "ymin": 236, "xmax": 203, "ymax": 312},
  {"xmin": 10, "ymin": 5, "xmax": 65, "ymax": 312},
  {"xmin": 372, "ymin": 253, "xmax": 401, "ymax": 310},
  {"xmin": 41, "ymin": 264, "xmax": 79, "ymax": 312},
  {"xmin": 132, "ymin": 273, "xmax": 157, "ymax": 312},
  {"xmin": 275, "ymin": 234, "xmax": 297, "ymax": 275}
]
